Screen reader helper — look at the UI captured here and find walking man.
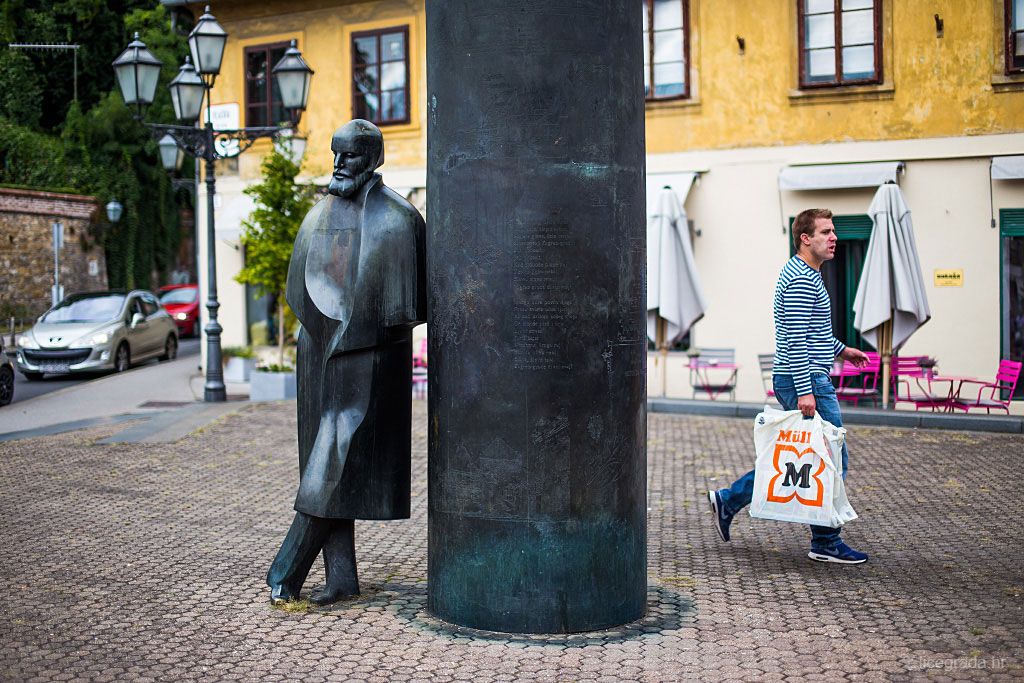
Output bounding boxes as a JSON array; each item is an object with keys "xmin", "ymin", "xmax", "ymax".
[{"xmin": 707, "ymin": 208, "xmax": 870, "ymax": 564}]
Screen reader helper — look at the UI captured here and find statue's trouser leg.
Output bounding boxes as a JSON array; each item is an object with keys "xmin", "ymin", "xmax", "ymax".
[
  {"xmin": 266, "ymin": 511, "xmax": 332, "ymax": 595},
  {"xmin": 320, "ymin": 518, "xmax": 359, "ymax": 598}
]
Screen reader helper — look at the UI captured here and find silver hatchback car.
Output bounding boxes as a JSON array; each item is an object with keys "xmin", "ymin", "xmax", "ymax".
[{"xmin": 15, "ymin": 290, "xmax": 179, "ymax": 380}]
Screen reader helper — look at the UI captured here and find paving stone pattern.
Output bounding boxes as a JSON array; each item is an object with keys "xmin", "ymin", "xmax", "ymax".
[{"xmin": 0, "ymin": 403, "xmax": 1022, "ymax": 682}]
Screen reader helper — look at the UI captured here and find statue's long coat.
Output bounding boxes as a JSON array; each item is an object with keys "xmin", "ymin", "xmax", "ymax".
[{"xmin": 285, "ymin": 174, "xmax": 426, "ymax": 519}]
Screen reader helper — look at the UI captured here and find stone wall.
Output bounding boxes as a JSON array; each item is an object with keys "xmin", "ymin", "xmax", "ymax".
[{"xmin": 0, "ymin": 188, "xmax": 108, "ymax": 321}]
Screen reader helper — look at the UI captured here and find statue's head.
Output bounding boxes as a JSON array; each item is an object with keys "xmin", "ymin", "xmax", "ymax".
[{"xmin": 328, "ymin": 119, "xmax": 384, "ymax": 198}]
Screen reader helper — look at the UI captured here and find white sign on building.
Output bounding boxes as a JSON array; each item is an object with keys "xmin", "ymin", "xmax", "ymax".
[{"xmin": 206, "ymin": 103, "xmax": 241, "ymax": 157}]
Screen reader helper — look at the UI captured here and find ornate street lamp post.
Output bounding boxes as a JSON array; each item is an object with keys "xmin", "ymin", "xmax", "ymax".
[{"xmin": 112, "ymin": 8, "xmax": 313, "ymax": 401}]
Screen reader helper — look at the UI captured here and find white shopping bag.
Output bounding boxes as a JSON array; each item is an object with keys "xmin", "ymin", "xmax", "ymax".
[{"xmin": 749, "ymin": 406, "xmax": 857, "ymax": 527}]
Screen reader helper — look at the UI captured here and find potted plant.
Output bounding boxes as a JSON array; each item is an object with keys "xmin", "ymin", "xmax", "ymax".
[
  {"xmin": 235, "ymin": 148, "xmax": 315, "ymax": 400},
  {"xmin": 249, "ymin": 362, "xmax": 297, "ymax": 401},
  {"xmin": 222, "ymin": 346, "xmax": 256, "ymax": 382}
]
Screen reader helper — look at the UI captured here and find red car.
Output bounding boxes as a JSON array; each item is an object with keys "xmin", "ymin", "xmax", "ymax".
[{"xmin": 159, "ymin": 284, "xmax": 200, "ymax": 338}]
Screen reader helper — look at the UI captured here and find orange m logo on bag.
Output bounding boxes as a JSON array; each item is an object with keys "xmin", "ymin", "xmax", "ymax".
[{"xmin": 766, "ymin": 442, "xmax": 825, "ymax": 507}]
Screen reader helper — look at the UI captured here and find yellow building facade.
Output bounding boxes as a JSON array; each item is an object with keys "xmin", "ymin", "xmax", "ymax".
[
  {"xmin": 172, "ymin": 0, "xmax": 1024, "ymax": 406},
  {"xmin": 206, "ymin": 0, "xmax": 427, "ymax": 184},
  {"xmin": 646, "ymin": 0, "xmax": 1023, "ymax": 152}
]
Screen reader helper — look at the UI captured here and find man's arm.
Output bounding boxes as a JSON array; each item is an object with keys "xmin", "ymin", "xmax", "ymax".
[
  {"xmin": 782, "ymin": 277, "xmax": 816, "ymax": 398},
  {"xmin": 832, "ymin": 336, "xmax": 847, "ymax": 359},
  {"xmin": 380, "ymin": 208, "xmax": 426, "ymax": 331}
]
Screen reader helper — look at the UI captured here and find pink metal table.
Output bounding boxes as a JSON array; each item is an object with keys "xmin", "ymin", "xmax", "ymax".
[{"xmin": 927, "ymin": 375, "xmax": 980, "ymax": 412}]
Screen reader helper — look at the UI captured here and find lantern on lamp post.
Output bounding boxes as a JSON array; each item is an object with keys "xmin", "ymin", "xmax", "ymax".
[
  {"xmin": 111, "ymin": 33, "xmax": 162, "ymax": 116},
  {"xmin": 105, "ymin": 200, "xmax": 123, "ymax": 224},
  {"xmin": 111, "ymin": 9, "xmax": 314, "ymax": 403},
  {"xmin": 168, "ymin": 58, "xmax": 206, "ymax": 122},
  {"xmin": 157, "ymin": 134, "xmax": 184, "ymax": 172},
  {"xmin": 272, "ymin": 39, "xmax": 314, "ymax": 116},
  {"xmin": 187, "ymin": 5, "xmax": 228, "ymax": 77}
]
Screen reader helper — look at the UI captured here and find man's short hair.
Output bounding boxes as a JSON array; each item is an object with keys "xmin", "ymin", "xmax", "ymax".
[{"xmin": 793, "ymin": 208, "xmax": 833, "ymax": 251}]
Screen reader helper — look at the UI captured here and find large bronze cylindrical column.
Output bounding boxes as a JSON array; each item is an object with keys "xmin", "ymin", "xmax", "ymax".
[{"xmin": 426, "ymin": 1, "xmax": 647, "ymax": 634}]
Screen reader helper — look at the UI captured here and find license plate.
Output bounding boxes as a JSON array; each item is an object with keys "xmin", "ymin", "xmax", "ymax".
[{"xmin": 39, "ymin": 362, "xmax": 70, "ymax": 374}]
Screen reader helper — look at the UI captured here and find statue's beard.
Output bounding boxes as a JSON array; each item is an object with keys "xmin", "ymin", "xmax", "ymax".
[{"xmin": 328, "ymin": 169, "xmax": 373, "ymax": 198}]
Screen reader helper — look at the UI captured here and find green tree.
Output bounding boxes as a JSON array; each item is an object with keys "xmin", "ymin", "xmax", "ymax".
[
  {"xmin": 236, "ymin": 149, "xmax": 316, "ymax": 366},
  {"xmin": 1, "ymin": 0, "xmax": 170, "ymax": 129},
  {"xmin": 0, "ymin": 50, "xmax": 43, "ymax": 127},
  {"xmin": 0, "ymin": 1, "xmax": 191, "ymax": 290}
]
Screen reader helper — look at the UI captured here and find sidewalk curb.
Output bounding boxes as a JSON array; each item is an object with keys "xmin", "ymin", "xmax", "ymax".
[
  {"xmin": 0, "ymin": 413, "xmax": 148, "ymax": 442},
  {"xmin": 98, "ymin": 401, "xmax": 249, "ymax": 443},
  {"xmin": 0, "ymin": 401, "xmax": 251, "ymax": 444},
  {"xmin": 9, "ymin": 354, "xmax": 201, "ymax": 411},
  {"xmin": 647, "ymin": 398, "xmax": 1024, "ymax": 433}
]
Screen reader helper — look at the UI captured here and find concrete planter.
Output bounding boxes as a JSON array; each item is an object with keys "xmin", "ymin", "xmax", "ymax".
[
  {"xmin": 223, "ymin": 357, "xmax": 256, "ymax": 383},
  {"xmin": 249, "ymin": 370, "xmax": 296, "ymax": 401}
]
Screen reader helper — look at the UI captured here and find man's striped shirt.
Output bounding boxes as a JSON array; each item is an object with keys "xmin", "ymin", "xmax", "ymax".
[{"xmin": 773, "ymin": 255, "xmax": 845, "ymax": 396}]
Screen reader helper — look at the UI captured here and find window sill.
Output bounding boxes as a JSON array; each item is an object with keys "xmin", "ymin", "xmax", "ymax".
[
  {"xmin": 992, "ymin": 73, "xmax": 1024, "ymax": 93},
  {"xmin": 645, "ymin": 97, "xmax": 701, "ymax": 117},
  {"xmin": 788, "ymin": 81, "xmax": 894, "ymax": 106}
]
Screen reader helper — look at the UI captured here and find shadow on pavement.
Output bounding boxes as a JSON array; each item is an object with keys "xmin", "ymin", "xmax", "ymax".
[{"xmin": 311, "ymin": 581, "xmax": 696, "ymax": 645}]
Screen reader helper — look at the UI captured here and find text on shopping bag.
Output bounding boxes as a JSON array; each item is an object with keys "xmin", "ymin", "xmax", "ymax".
[{"xmin": 766, "ymin": 429, "xmax": 826, "ymax": 507}]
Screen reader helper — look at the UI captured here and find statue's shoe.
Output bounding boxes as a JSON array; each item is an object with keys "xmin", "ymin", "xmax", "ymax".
[
  {"xmin": 310, "ymin": 585, "xmax": 359, "ymax": 606},
  {"xmin": 269, "ymin": 584, "xmax": 299, "ymax": 605}
]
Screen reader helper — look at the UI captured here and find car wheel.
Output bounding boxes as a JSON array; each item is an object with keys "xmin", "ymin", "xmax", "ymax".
[
  {"xmin": 114, "ymin": 343, "xmax": 131, "ymax": 373},
  {"xmin": 0, "ymin": 366, "xmax": 13, "ymax": 406},
  {"xmin": 22, "ymin": 371, "xmax": 43, "ymax": 382},
  {"xmin": 161, "ymin": 335, "xmax": 178, "ymax": 361}
]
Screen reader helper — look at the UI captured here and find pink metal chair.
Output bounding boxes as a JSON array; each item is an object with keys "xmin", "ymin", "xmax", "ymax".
[
  {"xmin": 891, "ymin": 355, "xmax": 943, "ymax": 410},
  {"xmin": 758, "ymin": 353, "xmax": 775, "ymax": 401},
  {"xmin": 950, "ymin": 360, "xmax": 1023, "ymax": 414},
  {"xmin": 834, "ymin": 354, "xmax": 881, "ymax": 406}
]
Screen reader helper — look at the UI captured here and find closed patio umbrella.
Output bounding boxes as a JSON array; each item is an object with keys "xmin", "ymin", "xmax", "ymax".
[
  {"xmin": 647, "ymin": 186, "xmax": 707, "ymax": 395},
  {"xmin": 852, "ymin": 182, "xmax": 931, "ymax": 408}
]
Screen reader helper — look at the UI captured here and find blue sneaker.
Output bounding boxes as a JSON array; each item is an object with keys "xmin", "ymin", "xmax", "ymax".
[
  {"xmin": 808, "ymin": 541, "xmax": 868, "ymax": 565},
  {"xmin": 706, "ymin": 490, "xmax": 733, "ymax": 542}
]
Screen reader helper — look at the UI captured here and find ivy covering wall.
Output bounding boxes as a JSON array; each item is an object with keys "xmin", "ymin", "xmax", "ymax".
[{"xmin": 0, "ymin": 1, "xmax": 192, "ymax": 290}]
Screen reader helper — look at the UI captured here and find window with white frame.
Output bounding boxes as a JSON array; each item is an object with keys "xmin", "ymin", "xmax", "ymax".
[{"xmin": 643, "ymin": 0, "xmax": 690, "ymax": 100}]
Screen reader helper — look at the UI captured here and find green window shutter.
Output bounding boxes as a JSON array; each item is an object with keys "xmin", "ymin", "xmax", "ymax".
[
  {"xmin": 1001, "ymin": 208, "xmax": 1024, "ymax": 237},
  {"xmin": 831, "ymin": 214, "xmax": 873, "ymax": 240}
]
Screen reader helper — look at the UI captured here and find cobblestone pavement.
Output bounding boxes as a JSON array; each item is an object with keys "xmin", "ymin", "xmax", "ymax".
[{"xmin": 1, "ymin": 401, "xmax": 1022, "ymax": 682}]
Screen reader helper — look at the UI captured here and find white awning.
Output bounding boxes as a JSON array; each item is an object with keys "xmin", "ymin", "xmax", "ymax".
[
  {"xmin": 992, "ymin": 155, "xmax": 1024, "ymax": 180},
  {"xmin": 646, "ymin": 172, "xmax": 696, "ymax": 218},
  {"xmin": 778, "ymin": 161, "xmax": 903, "ymax": 191}
]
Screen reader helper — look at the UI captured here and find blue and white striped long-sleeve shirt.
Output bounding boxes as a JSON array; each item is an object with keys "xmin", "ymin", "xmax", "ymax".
[{"xmin": 772, "ymin": 255, "xmax": 846, "ymax": 396}]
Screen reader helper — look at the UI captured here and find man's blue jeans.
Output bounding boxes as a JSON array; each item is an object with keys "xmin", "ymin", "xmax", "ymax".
[{"xmin": 717, "ymin": 373, "xmax": 849, "ymax": 551}]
